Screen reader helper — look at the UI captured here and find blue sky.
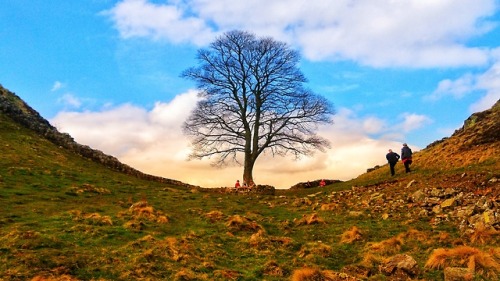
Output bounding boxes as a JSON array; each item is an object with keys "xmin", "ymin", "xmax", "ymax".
[{"xmin": 1, "ymin": 0, "xmax": 499, "ymax": 188}]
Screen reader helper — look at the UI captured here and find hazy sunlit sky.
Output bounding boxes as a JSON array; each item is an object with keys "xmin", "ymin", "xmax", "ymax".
[{"xmin": 1, "ymin": 0, "xmax": 499, "ymax": 188}]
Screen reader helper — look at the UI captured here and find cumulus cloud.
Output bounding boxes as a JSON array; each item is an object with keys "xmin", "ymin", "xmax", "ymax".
[
  {"xmin": 103, "ymin": 0, "xmax": 216, "ymax": 45},
  {"xmin": 470, "ymin": 60, "xmax": 500, "ymax": 112},
  {"xmin": 427, "ymin": 59, "xmax": 500, "ymax": 112},
  {"xmin": 398, "ymin": 113, "xmax": 433, "ymax": 133},
  {"xmin": 104, "ymin": 0, "xmax": 498, "ymax": 67}
]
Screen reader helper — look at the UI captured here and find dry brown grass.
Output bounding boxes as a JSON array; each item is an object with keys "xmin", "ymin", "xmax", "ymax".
[
  {"xmin": 292, "ymin": 198, "xmax": 314, "ymax": 207},
  {"xmin": 83, "ymin": 213, "xmax": 113, "ymax": 226},
  {"xmin": 67, "ymin": 183, "xmax": 111, "ymax": 195},
  {"xmin": 121, "ymin": 200, "xmax": 170, "ymax": 224},
  {"xmin": 248, "ymin": 229, "xmax": 294, "ymax": 252},
  {"xmin": 340, "ymin": 226, "xmax": 363, "ymax": 244},
  {"xmin": 434, "ymin": 231, "xmax": 451, "ymax": 243},
  {"xmin": 294, "ymin": 213, "xmax": 325, "ymax": 226},
  {"xmin": 367, "ymin": 236, "xmax": 403, "ymax": 255},
  {"xmin": 399, "ymin": 228, "xmax": 428, "ymax": 242},
  {"xmin": 226, "ymin": 215, "xmax": 263, "ymax": 232},
  {"xmin": 291, "ymin": 267, "xmax": 359, "ymax": 281},
  {"xmin": 425, "ymin": 245, "xmax": 500, "ymax": 279},
  {"xmin": 359, "ymin": 252, "xmax": 385, "ymax": 268},
  {"xmin": 204, "ymin": 210, "xmax": 224, "ymax": 222},
  {"xmin": 469, "ymin": 224, "xmax": 499, "ymax": 245},
  {"xmin": 290, "ymin": 267, "xmax": 326, "ymax": 281},
  {"xmin": 31, "ymin": 275, "xmax": 79, "ymax": 281},
  {"xmin": 297, "ymin": 242, "xmax": 333, "ymax": 260},
  {"xmin": 320, "ymin": 203, "xmax": 338, "ymax": 211},
  {"xmin": 262, "ymin": 260, "xmax": 286, "ymax": 277},
  {"xmin": 69, "ymin": 210, "xmax": 113, "ymax": 226}
]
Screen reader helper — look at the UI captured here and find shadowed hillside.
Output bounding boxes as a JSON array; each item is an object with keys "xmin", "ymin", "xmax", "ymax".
[
  {"xmin": 0, "ymin": 85, "xmax": 193, "ymax": 188},
  {"xmin": 0, "ymin": 84, "xmax": 498, "ymax": 280}
]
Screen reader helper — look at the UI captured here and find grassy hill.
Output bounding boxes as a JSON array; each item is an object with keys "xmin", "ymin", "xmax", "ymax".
[{"xmin": 1, "ymin": 85, "xmax": 499, "ymax": 280}]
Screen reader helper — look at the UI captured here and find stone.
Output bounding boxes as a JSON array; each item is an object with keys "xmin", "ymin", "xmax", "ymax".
[
  {"xmin": 411, "ymin": 189, "xmax": 426, "ymax": 202},
  {"xmin": 441, "ymin": 198, "xmax": 457, "ymax": 209},
  {"xmin": 430, "ymin": 188, "xmax": 443, "ymax": 197},
  {"xmin": 432, "ymin": 205, "xmax": 442, "ymax": 214},
  {"xmin": 380, "ymin": 254, "xmax": 419, "ymax": 277},
  {"xmin": 444, "ymin": 267, "xmax": 474, "ymax": 281},
  {"xmin": 406, "ymin": 179, "xmax": 416, "ymax": 188}
]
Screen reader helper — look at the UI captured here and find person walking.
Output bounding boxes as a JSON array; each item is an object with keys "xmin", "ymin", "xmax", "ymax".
[
  {"xmin": 401, "ymin": 143, "xmax": 413, "ymax": 173},
  {"xmin": 386, "ymin": 149, "xmax": 400, "ymax": 176}
]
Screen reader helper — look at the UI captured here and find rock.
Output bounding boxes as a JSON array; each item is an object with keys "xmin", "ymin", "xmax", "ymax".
[
  {"xmin": 411, "ymin": 189, "xmax": 426, "ymax": 202},
  {"xmin": 349, "ymin": 211, "xmax": 363, "ymax": 217},
  {"xmin": 253, "ymin": 184, "xmax": 276, "ymax": 195},
  {"xmin": 406, "ymin": 179, "xmax": 416, "ymax": 188},
  {"xmin": 444, "ymin": 188, "xmax": 457, "ymax": 197},
  {"xmin": 433, "ymin": 205, "xmax": 442, "ymax": 214},
  {"xmin": 441, "ymin": 198, "xmax": 457, "ymax": 209},
  {"xmin": 444, "ymin": 267, "xmax": 474, "ymax": 281},
  {"xmin": 431, "ymin": 188, "xmax": 443, "ymax": 197},
  {"xmin": 380, "ymin": 254, "xmax": 419, "ymax": 277}
]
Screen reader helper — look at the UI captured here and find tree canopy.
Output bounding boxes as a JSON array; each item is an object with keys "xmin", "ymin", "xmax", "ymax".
[{"xmin": 182, "ymin": 30, "xmax": 334, "ymax": 186}]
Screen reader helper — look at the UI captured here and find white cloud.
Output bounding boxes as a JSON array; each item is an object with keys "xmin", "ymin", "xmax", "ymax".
[
  {"xmin": 397, "ymin": 113, "xmax": 433, "ymax": 132},
  {"xmin": 428, "ymin": 74, "xmax": 475, "ymax": 100},
  {"xmin": 470, "ymin": 61, "xmax": 500, "ymax": 112},
  {"xmin": 362, "ymin": 117, "xmax": 387, "ymax": 134},
  {"xmin": 58, "ymin": 93, "xmax": 82, "ymax": 109},
  {"xmin": 104, "ymin": 0, "xmax": 216, "ymax": 45},
  {"xmin": 51, "ymin": 81, "xmax": 65, "ymax": 92},
  {"xmin": 427, "ymin": 59, "xmax": 500, "ymax": 112},
  {"xmin": 105, "ymin": 0, "xmax": 498, "ymax": 67}
]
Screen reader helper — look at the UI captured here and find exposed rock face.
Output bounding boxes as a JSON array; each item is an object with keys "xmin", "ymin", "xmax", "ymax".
[{"xmin": 0, "ymin": 84, "xmax": 193, "ymax": 188}]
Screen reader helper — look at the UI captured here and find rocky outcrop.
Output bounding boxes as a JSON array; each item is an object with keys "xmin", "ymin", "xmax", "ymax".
[
  {"xmin": 0, "ymin": 84, "xmax": 194, "ymax": 188},
  {"xmin": 290, "ymin": 179, "xmax": 342, "ymax": 189}
]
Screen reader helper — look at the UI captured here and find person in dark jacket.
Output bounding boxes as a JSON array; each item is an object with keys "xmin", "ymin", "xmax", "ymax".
[
  {"xmin": 401, "ymin": 143, "xmax": 413, "ymax": 173},
  {"xmin": 386, "ymin": 149, "xmax": 400, "ymax": 176}
]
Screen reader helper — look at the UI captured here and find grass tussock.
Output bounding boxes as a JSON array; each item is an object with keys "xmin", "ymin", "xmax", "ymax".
[
  {"xmin": 367, "ymin": 236, "xmax": 404, "ymax": 255},
  {"xmin": 291, "ymin": 267, "xmax": 358, "ymax": 281},
  {"xmin": 262, "ymin": 260, "xmax": 287, "ymax": 277},
  {"xmin": 295, "ymin": 213, "xmax": 325, "ymax": 226},
  {"xmin": 469, "ymin": 224, "xmax": 499, "ymax": 245},
  {"xmin": 204, "ymin": 210, "xmax": 224, "ymax": 222},
  {"xmin": 298, "ymin": 242, "xmax": 333, "ymax": 259},
  {"xmin": 121, "ymin": 200, "xmax": 170, "ymax": 224},
  {"xmin": 425, "ymin": 245, "xmax": 500, "ymax": 279},
  {"xmin": 340, "ymin": 226, "xmax": 363, "ymax": 244},
  {"xmin": 70, "ymin": 211, "xmax": 113, "ymax": 226},
  {"xmin": 226, "ymin": 215, "xmax": 263, "ymax": 232}
]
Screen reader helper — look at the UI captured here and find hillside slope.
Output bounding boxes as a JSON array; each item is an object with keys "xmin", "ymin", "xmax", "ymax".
[{"xmin": 0, "ymin": 84, "xmax": 192, "ymax": 188}]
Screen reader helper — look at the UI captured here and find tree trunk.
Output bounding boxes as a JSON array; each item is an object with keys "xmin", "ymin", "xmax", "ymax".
[{"xmin": 243, "ymin": 155, "xmax": 255, "ymax": 186}]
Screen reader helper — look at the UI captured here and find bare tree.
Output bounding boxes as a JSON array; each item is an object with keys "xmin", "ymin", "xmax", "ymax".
[{"xmin": 182, "ymin": 30, "xmax": 334, "ymax": 186}]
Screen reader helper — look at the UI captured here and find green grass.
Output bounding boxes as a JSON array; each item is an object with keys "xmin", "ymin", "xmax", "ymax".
[{"xmin": 1, "ymin": 112, "xmax": 499, "ymax": 280}]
